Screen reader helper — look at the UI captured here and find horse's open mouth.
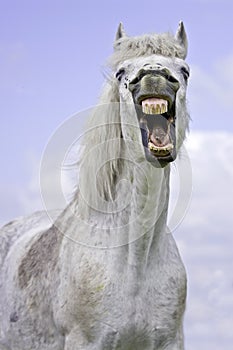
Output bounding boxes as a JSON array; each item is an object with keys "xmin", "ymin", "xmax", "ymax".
[
  {"xmin": 136, "ymin": 96, "xmax": 176, "ymax": 166},
  {"xmin": 128, "ymin": 69, "xmax": 179, "ymax": 166}
]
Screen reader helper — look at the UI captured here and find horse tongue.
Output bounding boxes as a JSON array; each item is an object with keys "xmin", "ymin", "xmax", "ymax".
[{"xmin": 151, "ymin": 127, "xmax": 170, "ymax": 146}]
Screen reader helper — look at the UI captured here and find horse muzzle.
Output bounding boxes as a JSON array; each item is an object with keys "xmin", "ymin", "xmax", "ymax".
[{"xmin": 128, "ymin": 68, "xmax": 180, "ymax": 167}]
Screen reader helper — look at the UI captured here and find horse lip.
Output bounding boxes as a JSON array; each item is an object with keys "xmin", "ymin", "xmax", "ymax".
[
  {"xmin": 147, "ymin": 143, "xmax": 177, "ymax": 164},
  {"xmin": 144, "ymin": 147, "xmax": 177, "ymax": 167}
]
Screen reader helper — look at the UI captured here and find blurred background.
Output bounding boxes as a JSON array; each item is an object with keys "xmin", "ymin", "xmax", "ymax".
[{"xmin": 1, "ymin": 0, "xmax": 233, "ymax": 349}]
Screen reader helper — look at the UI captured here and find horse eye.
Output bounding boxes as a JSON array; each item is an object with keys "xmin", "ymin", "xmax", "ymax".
[
  {"xmin": 181, "ymin": 66, "xmax": 190, "ymax": 82},
  {"xmin": 115, "ymin": 68, "xmax": 126, "ymax": 81}
]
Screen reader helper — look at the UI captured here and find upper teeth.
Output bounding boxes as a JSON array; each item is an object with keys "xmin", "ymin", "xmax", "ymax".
[{"xmin": 142, "ymin": 98, "xmax": 168, "ymax": 115}]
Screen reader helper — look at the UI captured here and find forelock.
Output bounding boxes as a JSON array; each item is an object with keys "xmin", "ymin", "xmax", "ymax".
[{"xmin": 109, "ymin": 33, "xmax": 186, "ymax": 70}]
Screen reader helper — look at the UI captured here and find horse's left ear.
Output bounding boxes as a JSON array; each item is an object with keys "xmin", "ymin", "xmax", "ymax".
[
  {"xmin": 115, "ymin": 22, "xmax": 127, "ymax": 41},
  {"xmin": 175, "ymin": 21, "xmax": 188, "ymax": 59},
  {"xmin": 114, "ymin": 22, "xmax": 128, "ymax": 50}
]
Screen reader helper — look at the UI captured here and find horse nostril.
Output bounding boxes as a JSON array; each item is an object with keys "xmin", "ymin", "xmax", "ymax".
[{"xmin": 160, "ymin": 67, "xmax": 171, "ymax": 75}]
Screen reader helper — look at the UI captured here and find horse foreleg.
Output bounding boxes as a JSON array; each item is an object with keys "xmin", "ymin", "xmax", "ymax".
[{"xmin": 64, "ymin": 326, "xmax": 95, "ymax": 350}]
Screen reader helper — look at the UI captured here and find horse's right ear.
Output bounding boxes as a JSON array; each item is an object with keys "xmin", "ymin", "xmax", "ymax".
[
  {"xmin": 115, "ymin": 22, "xmax": 127, "ymax": 41},
  {"xmin": 175, "ymin": 21, "xmax": 188, "ymax": 59}
]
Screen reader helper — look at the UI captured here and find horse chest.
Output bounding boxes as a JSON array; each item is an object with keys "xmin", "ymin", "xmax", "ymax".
[
  {"xmin": 55, "ymin": 238, "xmax": 186, "ymax": 348},
  {"xmin": 85, "ymin": 271, "xmax": 186, "ymax": 349},
  {"xmin": 105, "ymin": 269, "xmax": 185, "ymax": 326}
]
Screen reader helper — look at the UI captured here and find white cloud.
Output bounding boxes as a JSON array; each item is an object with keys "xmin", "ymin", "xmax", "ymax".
[{"xmin": 174, "ymin": 131, "xmax": 233, "ymax": 350}]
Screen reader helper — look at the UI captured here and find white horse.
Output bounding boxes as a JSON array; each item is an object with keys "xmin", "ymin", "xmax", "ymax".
[{"xmin": 0, "ymin": 22, "xmax": 190, "ymax": 349}]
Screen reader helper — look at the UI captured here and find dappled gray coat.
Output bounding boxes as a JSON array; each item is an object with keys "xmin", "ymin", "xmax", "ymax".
[{"xmin": 0, "ymin": 21, "xmax": 190, "ymax": 350}]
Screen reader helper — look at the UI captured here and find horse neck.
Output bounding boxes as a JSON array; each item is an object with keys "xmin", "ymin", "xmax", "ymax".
[
  {"xmin": 58, "ymin": 160, "xmax": 170, "ymax": 271},
  {"xmin": 126, "ymin": 162, "xmax": 170, "ymax": 272}
]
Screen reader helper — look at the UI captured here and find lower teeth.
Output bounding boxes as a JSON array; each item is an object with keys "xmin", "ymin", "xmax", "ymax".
[{"xmin": 148, "ymin": 141, "xmax": 173, "ymax": 154}]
